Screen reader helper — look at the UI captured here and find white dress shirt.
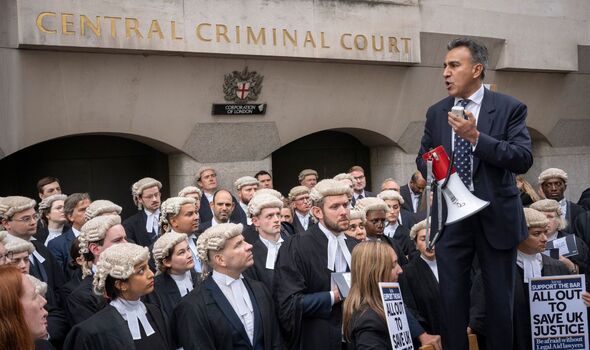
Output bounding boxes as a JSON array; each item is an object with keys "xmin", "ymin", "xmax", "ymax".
[
  {"xmin": 410, "ymin": 188, "xmax": 421, "ymax": 213},
  {"xmin": 170, "ymin": 270, "xmax": 194, "ymax": 297},
  {"xmin": 212, "ymin": 271, "xmax": 254, "ymax": 344},
  {"xmin": 516, "ymin": 251, "xmax": 543, "ymax": 283},
  {"xmin": 559, "ymin": 198, "xmax": 567, "ymax": 223},
  {"xmin": 144, "ymin": 209, "xmax": 160, "ymax": 236},
  {"xmin": 318, "ymin": 223, "xmax": 351, "ymax": 273},
  {"xmin": 384, "ymin": 222, "xmax": 399, "ymax": 238},
  {"xmin": 240, "ymin": 202, "xmax": 252, "ymax": 225},
  {"xmin": 452, "ymin": 84, "xmax": 485, "ymax": 192},
  {"xmin": 295, "ymin": 210, "xmax": 310, "ymax": 231},
  {"xmin": 421, "ymin": 255, "xmax": 439, "ymax": 282},
  {"xmin": 110, "ymin": 298, "xmax": 155, "ymax": 340},
  {"xmin": 259, "ymin": 235, "xmax": 284, "ymax": 269}
]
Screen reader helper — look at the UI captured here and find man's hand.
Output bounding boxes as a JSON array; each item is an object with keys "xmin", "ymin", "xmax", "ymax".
[
  {"xmin": 559, "ymin": 256, "xmax": 577, "ymax": 273},
  {"xmin": 332, "ymin": 288, "xmax": 342, "ymax": 304},
  {"xmin": 418, "ymin": 332, "xmax": 442, "ymax": 350},
  {"xmin": 582, "ymin": 291, "xmax": 590, "ymax": 307},
  {"xmin": 448, "ymin": 110, "xmax": 480, "ymax": 145}
]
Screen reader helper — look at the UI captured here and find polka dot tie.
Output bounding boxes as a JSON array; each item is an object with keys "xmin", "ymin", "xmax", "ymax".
[{"xmin": 454, "ymin": 99, "xmax": 472, "ymax": 188}]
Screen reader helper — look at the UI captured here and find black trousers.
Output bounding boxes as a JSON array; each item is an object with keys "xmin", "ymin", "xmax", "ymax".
[{"xmin": 436, "ymin": 214, "xmax": 516, "ymax": 350}]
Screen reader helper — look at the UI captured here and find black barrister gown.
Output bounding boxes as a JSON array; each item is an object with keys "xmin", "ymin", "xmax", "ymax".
[
  {"xmin": 372, "ymin": 234, "xmax": 409, "ymax": 267},
  {"xmin": 63, "ymin": 303, "xmax": 171, "ymax": 350},
  {"xmin": 143, "ymin": 270, "xmax": 200, "ymax": 322},
  {"xmin": 399, "ymin": 256, "xmax": 441, "ymax": 335},
  {"xmin": 171, "ymin": 275, "xmax": 282, "ymax": 350},
  {"xmin": 273, "ymin": 225, "xmax": 358, "ymax": 350},
  {"xmin": 389, "ymin": 225, "xmax": 417, "ymax": 258},
  {"xmin": 513, "ymin": 255, "xmax": 570, "ymax": 350},
  {"xmin": 66, "ymin": 275, "xmax": 107, "ymax": 325},
  {"xmin": 243, "ymin": 232, "xmax": 291, "ymax": 293}
]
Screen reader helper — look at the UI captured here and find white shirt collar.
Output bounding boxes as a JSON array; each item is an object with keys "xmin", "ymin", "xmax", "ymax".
[
  {"xmin": 354, "ymin": 190, "xmax": 366, "ymax": 199},
  {"xmin": 259, "ymin": 235, "xmax": 284, "ymax": 270},
  {"xmin": 110, "ymin": 298, "xmax": 155, "ymax": 340},
  {"xmin": 239, "ymin": 202, "xmax": 252, "ymax": 225},
  {"xmin": 420, "ymin": 255, "xmax": 439, "ymax": 282},
  {"xmin": 384, "ymin": 222, "xmax": 399, "ymax": 238},
  {"xmin": 72, "ymin": 227, "xmax": 81, "ymax": 238},
  {"xmin": 454, "ymin": 84, "xmax": 485, "ymax": 107},
  {"xmin": 144, "ymin": 208, "xmax": 160, "ymax": 235},
  {"xmin": 318, "ymin": 222, "xmax": 351, "ymax": 272},
  {"xmin": 170, "ymin": 270, "xmax": 194, "ymax": 297},
  {"xmin": 516, "ymin": 251, "xmax": 543, "ymax": 283}
]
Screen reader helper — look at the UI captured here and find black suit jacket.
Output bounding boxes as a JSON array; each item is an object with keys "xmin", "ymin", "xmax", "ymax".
[
  {"xmin": 243, "ymin": 231, "xmax": 291, "ymax": 293},
  {"xmin": 172, "ymin": 276, "xmax": 281, "ymax": 350},
  {"xmin": 144, "ymin": 270, "xmax": 200, "ymax": 322},
  {"xmin": 30, "ymin": 240, "xmax": 65, "ymax": 306},
  {"xmin": 351, "ymin": 190, "xmax": 376, "ymax": 207},
  {"xmin": 123, "ymin": 211, "xmax": 155, "ymax": 247},
  {"xmin": 273, "ymin": 225, "xmax": 358, "ymax": 349},
  {"xmin": 566, "ymin": 200, "xmax": 585, "ymax": 234},
  {"xmin": 291, "ymin": 211, "xmax": 316, "ymax": 234},
  {"xmin": 198, "ymin": 193, "xmax": 244, "ymax": 227},
  {"xmin": 400, "ymin": 184, "xmax": 417, "ymax": 213},
  {"xmin": 417, "ymin": 88, "xmax": 533, "ymax": 249}
]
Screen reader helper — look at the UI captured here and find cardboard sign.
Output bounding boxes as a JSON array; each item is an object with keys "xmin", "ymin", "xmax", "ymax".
[
  {"xmin": 379, "ymin": 282, "xmax": 414, "ymax": 350},
  {"xmin": 529, "ymin": 274, "xmax": 588, "ymax": 350}
]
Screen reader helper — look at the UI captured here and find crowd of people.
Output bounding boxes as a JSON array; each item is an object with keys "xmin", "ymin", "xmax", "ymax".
[
  {"xmin": 2, "ymin": 37, "xmax": 590, "ymax": 350},
  {"xmin": 0, "ymin": 164, "xmax": 588, "ymax": 350}
]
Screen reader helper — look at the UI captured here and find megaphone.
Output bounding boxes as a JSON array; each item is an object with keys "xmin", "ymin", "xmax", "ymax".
[{"xmin": 422, "ymin": 146, "xmax": 489, "ymax": 225}]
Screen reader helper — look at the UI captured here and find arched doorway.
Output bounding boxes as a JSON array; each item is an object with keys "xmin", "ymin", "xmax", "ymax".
[
  {"xmin": 0, "ymin": 135, "xmax": 170, "ymax": 220},
  {"xmin": 272, "ymin": 130, "xmax": 370, "ymax": 195}
]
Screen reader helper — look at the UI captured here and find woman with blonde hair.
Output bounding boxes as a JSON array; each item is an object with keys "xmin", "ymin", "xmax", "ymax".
[{"xmin": 343, "ymin": 241, "xmax": 441, "ymax": 350}]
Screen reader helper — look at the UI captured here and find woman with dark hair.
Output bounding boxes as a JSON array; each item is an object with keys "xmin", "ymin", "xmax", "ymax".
[
  {"xmin": 37, "ymin": 194, "xmax": 68, "ymax": 246},
  {"xmin": 0, "ymin": 265, "xmax": 49, "ymax": 350},
  {"xmin": 63, "ymin": 243, "xmax": 171, "ymax": 350},
  {"xmin": 58, "ymin": 237, "xmax": 86, "ymax": 306},
  {"xmin": 342, "ymin": 241, "xmax": 441, "ymax": 350},
  {"xmin": 146, "ymin": 231, "xmax": 199, "ymax": 321}
]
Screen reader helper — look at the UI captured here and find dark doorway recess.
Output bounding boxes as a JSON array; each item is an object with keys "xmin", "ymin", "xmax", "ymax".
[
  {"xmin": 0, "ymin": 135, "xmax": 169, "ymax": 220},
  {"xmin": 272, "ymin": 130, "xmax": 370, "ymax": 195}
]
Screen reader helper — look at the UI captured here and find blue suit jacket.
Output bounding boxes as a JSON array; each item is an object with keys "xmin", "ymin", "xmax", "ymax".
[
  {"xmin": 416, "ymin": 88, "xmax": 533, "ymax": 249},
  {"xmin": 47, "ymin": 228, "xmax": 76, "ymax": 274}
]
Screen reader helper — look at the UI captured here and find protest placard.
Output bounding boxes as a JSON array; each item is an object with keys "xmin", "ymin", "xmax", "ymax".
[
  {"xmin": 379, "ymin": 282, "xmax": 414, "ymax": 350},
  {"xmin": 529, "ymin": 274, "xmax": 588, "ymax": 350}
]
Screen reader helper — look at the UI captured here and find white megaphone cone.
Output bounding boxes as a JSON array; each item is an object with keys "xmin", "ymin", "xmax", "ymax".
[{"xmin": 422, "ymin": 146, "xmax": 490, "ymax": 225}]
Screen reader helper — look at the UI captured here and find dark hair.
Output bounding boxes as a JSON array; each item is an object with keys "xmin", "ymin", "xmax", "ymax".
[
  {"xmin": 254, "ymin": 170, "xmax": 271, "ymax": 180},
  {"xmin": 64, "ymin": 193, "xmax": 91, "ymax": 219},
  {"xmin": 68, "ymin": 238, "xmax": 82, "ymax": 270},
  {"xmin": 212, "ymin": 189, "xmax": 232, "ymax": 203},
  {"xmin": 410, "ymin": 171, "xmax": 423, "ymax": 183},
  {"xmin": 36, "ymin": 176, "xmax": 60, "ymax": 194},
  {"xmin": 104, "ymin": 275, "xmax": 126, "ymax": 300},
  {"xmin": 447, "ymin": 37, "xmax": 488, "ymax": 80},
  {"xmin": 348, "ymin": 165, "xmax": 365, "ymax": 174}
]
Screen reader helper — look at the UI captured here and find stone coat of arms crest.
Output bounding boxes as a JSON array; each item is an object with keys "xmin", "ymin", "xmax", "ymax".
[{"xmin": 223, "ymin": 67, "xmax": 264, "ymax": 104}]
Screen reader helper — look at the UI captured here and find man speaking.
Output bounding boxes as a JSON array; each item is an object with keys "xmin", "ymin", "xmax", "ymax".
[{"xmin": 416, "ymin": 38, "xmax": 533, "ymax": 350}]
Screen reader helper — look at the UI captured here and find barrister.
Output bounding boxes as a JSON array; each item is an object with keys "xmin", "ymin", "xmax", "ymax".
[{"xmin": 416, "ymin": 37, "xmax": 533, "ymax": 350}]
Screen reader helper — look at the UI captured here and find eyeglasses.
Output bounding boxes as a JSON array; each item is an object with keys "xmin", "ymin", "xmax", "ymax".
[
  {"xmin": 294, "ymin": 196, "xmax": 310, "ymax": 202},
  {"xmin": 10, "ymin": 214, "xmax": 40, "ymax": 223},
  {"xmin": 353, "ymin": 175, "xmax": 365, "ymax": 181}
]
